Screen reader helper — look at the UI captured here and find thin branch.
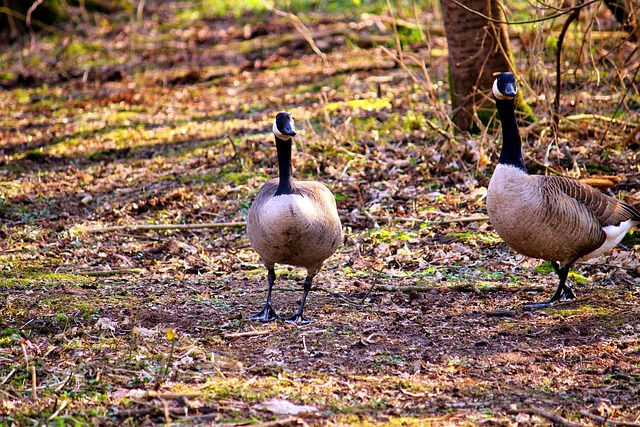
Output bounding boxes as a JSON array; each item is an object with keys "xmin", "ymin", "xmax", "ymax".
[
  {"xmin": 564, "ymin": 113, "xmax": 638, "ymax": 128},
  {"xmin": 373, "ymin": 284, "xmax": 547, "ymax": 293},
  {"xmin": 554, "ymin": 0, "xmax": 583, "ymax": 129},
  {"xmin": 579, "ymin": 410, "xmax": 640, "ymax": 427},
  {"xmin": 422, "ymin": 216, "xmax": 489, "ymax": 225},
  {"xmin": 258, "ymin": 0, "xmax": 328, "ymax": 68},
  {"xmin": 223, "ymin": 330, "xmax": 272, "ymax": 338},
  {"xmin": 623, "ymin": 122, "xmax": 640, "ymax": 147},
  {"xmin": 83, "ymin": 222, "xmax": 245, "ymax": 233},
  {"xmin": 47, "ymin": 400, "xmax": 68, "ymax": 422},
  {"xmin": 599, "ymin": 64, "xmax": 640, "ymax": 146},
  {"xmin": 355, "ymin": 214, "xmax": 489, "ymax": 225},
  {"xmin": 508, "ymin": 407, "xmax": 583, "ymax": 427},
  {"xmin": 314, "ymin": 286, "xmax": 361, "ymax": 306},
  {"xmin": 78, "ymin": 269, "xmax": 144, "ymax": 277},
  {"xmin": 26, "ymin": 0, "xmax": 44, "ymax": 53},
  {"xmin": 445, "ymin": 0, "xmax": 599, "ymax": 25}
]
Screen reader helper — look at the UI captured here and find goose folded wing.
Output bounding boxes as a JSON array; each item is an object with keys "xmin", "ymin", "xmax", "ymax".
[{"xmin": 542, "ymin": 175, "xmax": 640, "ymax": 227}]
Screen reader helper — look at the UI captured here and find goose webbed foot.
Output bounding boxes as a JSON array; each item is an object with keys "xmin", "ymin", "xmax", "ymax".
[
  {"xmin": 249, "ymin": 304, "xmax": 281, "ymax": 322},
  {"xmin": 524, "ymin": 262, "xmax": 576, "ymax": 310},
  {"xmin": 284, "ymin": 313, "xmax": 311, "ymax": 324},
  {"xmin": 524, "ymin": 290, "xmax": 576, "ymax": 309}
]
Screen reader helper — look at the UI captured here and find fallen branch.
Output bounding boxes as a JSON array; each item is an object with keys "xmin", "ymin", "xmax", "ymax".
[
  {"xmin": 565, "ymin": 113, "xmax": 639, "ymax": 129},
  {"xmin": 258, "ymin": 0, "xmax": 328, "ymax": 68},
  {"xmin": 223, "ymin": 330, "xmax": 272, "ymax": 339},
  {"xmin": 83, "ymin": 222, "xmax": 245, "ymax": 233},
  {"xmin": 623, "ymin": 122, "xmax": 640, "ymax": 147},
  {"xmin": 356, "ymin": 214, "xmax": 490, "ymax": 225},
  {"xmin": 484, "ymin": 309, "xmax": 516, "ymax": 317},
  {"xmin": 315, "ymin": 286, "xmax": 361, "ymax": 306},
  {"xmin": 0, "ymin": 368, "xmax": 16, "ymax": 385},
  {"xmin": 422, "ymin": 216, "xmax": 490, "ymax": 225},
  {"xmin": 231, "ymin": 287, "xmax": 301, "ymax": 294},
  {"xmin": 508, "ymin": 407, "xmax": 582, "ymax": 427},
  {"xmin": 579, "ymin": 410, "xmax": 640, "ymax": 427},
  {"xmin": 373, "ymin": 284, "xmax": 547, "ymax": 293},
  {"xmin": 233, "ymin": 286, "xmax": 361, "ymax": 307},
  {"xmin": 449, "ymin": 284, "xmax": 547, "ymax": 293},
  {"xmin": 78, "ymin": 268, "xmax": 144, "ymax": 277},
  {"xmin": 250, "ymin": 418, "xmax": 309, "ymax": 427}
]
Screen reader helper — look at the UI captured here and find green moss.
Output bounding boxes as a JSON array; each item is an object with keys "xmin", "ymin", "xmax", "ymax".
[
  {"xmin": 568, "ymin": 271, "xmax": 589, "ymax": 285},
  {"xmin": 553, "ymin": 305, "xmax": 611, "ymax": 317},
  {"xmin": 361, "ymin": 227, "xmax": 418, "ymax": 244},
  {"xmin": 324, "ymin": 97, "xmax": 392, "ymax": 113},
  {"xmin": 534, "ymin": 261, "xmax": 555, "ymax": 275},
  {"xmin": 446, "ymin": 231, "xmax": 501, "ymax": 245},
  {"xmin": 24, "ymin": 148, "xmax": 49, "ymax": 162},
  {"xmin": 622, "ymin": 229, "xmax": 640, "ymax": 247}
]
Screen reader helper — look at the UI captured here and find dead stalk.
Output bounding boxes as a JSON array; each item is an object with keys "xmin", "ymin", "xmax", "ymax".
[
  {"xmin": 258, "ymin": 0, "xmax": 328, "ymax": 68},
  {"xmin": 26, "ymin": 0, "xmax": 44, "ymax": 53},
  {"xmin": 223, "ymin": 330, "xmax": 272, "ymax": 338},
  {"xmin": 578, "ymin": 410, "xmax": 640, "ymax": 427},
  {"xmin": 47, "ymin": 400, "xmax": 68, "ymax": 421},
  {"xmin": 508, "ymin": 407, "xmax": 583, "ymax": 427},
  {"xmin": 78, "ymin": 269, "xmax": 144, "ymax": 277},
  {"xmin": 1, "ymin": 368, "xmax": 16, "ymax": 385},
  {"xmin": 31, "ymin": 365, "xmax": 37, "ymax": 400},
  {"xmin": 84, "ymin": 222, "xmax": 245, "ymax": 233}
]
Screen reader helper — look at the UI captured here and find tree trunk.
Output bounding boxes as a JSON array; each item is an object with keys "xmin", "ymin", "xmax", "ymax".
[{"xmin": 440, "ymin": 0, "xmax": 514, "ymax": 131}]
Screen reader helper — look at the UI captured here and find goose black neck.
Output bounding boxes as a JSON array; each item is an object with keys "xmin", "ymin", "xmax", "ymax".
[
  {"xmin": 275, "ymin": 136, "xmax": 296, "ymax": 196},
  {"xmin": 496, "ymin": 98, "xmax": 527, "ymax": 172}
]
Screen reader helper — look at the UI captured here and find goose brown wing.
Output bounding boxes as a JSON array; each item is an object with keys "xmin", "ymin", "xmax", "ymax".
[{"xmin": 542, "ymin": 175, "xmax": 640, "ymax": 226}]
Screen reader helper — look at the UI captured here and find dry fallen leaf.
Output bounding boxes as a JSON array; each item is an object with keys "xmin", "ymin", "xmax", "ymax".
[{"xmin": 254, "ymin": 399, "xmax": 319, "ymax": 416}]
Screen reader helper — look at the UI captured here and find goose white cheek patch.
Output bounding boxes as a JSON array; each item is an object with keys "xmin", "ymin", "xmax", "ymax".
[
  {"xmin": 273, "ymin": 121, "xmax": 293, "ymax": 140},
  {"xmin": 493, "ymin": 79, "xmax": 516, "ymax": 100}
]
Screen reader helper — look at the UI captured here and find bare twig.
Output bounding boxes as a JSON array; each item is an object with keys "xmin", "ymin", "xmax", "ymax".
[
  {"xmin": 355, "ymin": 214, "xmax": 489, "ymax": 225},
  {"xmin": 446, "ymin": 0, "xmax": 598, "ymax": 25},
  {"xmin": 425, "ymin": 215, "xmax": 490, "ymax": 225},
  {"xmin": 579, "ymin": 410, "xmax": 640, "ymax": 427},
  {"xmin": 83, "ymin": 222, "xmax": 245, "ymax": 233},
  {"xmin": 31, "ymin": 365, "xmax": 37, "ymax": 400},
  {"xmin": 47, "ymin": 400, "xmax": 68, "ymax": 421},
  {"xmin": 554, "ymin": 0, "xmax": 583, "ymax": 129},
  {"xmin": 599, "ymin": 64, "xmax": 640, "ymax": 146},
  {"xmin": 1, "ymin": 1, "xmax": 18, "ymax": 36},
  {"xmin": 623, "ymin": 123, "xmax": 640, "ymax": 147},
  {"xmin": 78, "ymin": 269, "xmax": 144, "ymax": 277},
  {"xmin": 54, "ymin": 371, "xmax": 75, "ymax": 392},
  {"xmin": 315, "ymin": 286, "xmax": 361, "ymax": 306},
  {"xmin": 508, "ymin": 407, "xmax": 582, "ymax": 427},
  {"xmin": 564, "ymin": 113, "xmax": 638, "ymax": 128},
  {"xmin": 0, "ymin": 368, "xmax": 16, "ymax": 385},
  {"xmin": 223, "ymin": 330, "xmax": 272, "ymax": 338},
  {"xmin": 26, "ymin": 0, "xmax": 44, "ymax": 53},
  {"xmin": 374, "ymin": 284, "xmax": 547, "ymax": 293},
  {"xmin": 258, "ymin": 0, "xmax": 328, "ymax": 68}
]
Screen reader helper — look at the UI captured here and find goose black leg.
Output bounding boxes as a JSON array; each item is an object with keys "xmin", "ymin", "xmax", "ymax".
[
  {"xmin": 250, "ymin": 268, "xmax": 281, "ymax": 322},
  {"xmin": 524, "ymin": 261, "xmax": 576, "ymax": 310},
  {"xmin": 285, "ymin": 275, "xmax": 314, "ymax": 324}
]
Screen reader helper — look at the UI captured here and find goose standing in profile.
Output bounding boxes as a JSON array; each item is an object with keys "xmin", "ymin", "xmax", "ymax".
[
  {"xmin": 487, "ymin": 72, "xmax": 640, "ymax": 308},
  {"xmin": 246, "ymin": 112, "xmax": 342, "ymax": 323}
]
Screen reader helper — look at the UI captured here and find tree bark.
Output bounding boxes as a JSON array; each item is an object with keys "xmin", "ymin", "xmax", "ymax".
[{"xmin": 440, "ymin": 0, "xmax": 514, "ymax": 131}]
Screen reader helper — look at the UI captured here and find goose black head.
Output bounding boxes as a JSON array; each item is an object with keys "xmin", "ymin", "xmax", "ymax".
[
  {"xmin": 273, "ymin": 112, "xmax": 297, "ymax": 141},
  {"xmin": 493, "ymin": 72, "xmax": 517, "ymax": 100}
]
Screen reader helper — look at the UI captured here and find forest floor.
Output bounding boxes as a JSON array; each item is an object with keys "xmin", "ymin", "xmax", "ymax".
[{"xmin": 1, "ymin": 1, "xmax": 640, "ymax": 426}]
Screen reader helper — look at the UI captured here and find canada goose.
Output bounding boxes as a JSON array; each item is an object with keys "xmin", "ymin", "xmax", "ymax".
[
  {"xmin": 246, "ymin": 112, "xmax": 343, "ymax": 323},
  {"xmin": 487, "ymin": 72, "xmax": 640, "ymax": 308}
]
